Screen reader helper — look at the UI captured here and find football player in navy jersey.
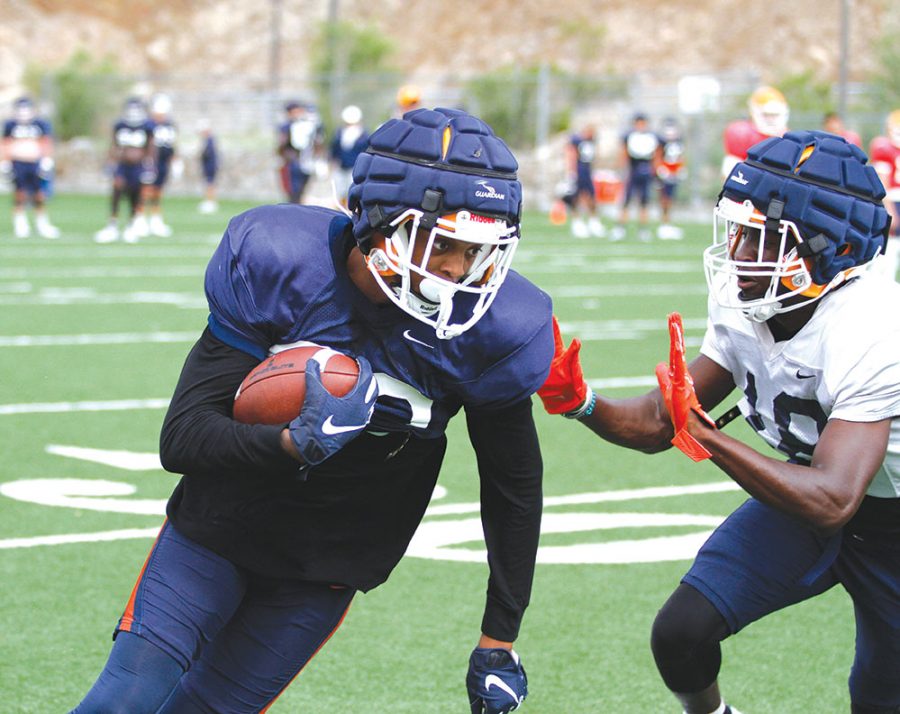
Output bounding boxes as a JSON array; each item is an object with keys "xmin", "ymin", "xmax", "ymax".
[
  {"xmin": 197, "ymin": 118, "xmax": 219, "ymax": 214},
  {"xmin": 1, "ymin": 96, "xmax": 60, "ymax": 239},
  {"xmin": 539, "ymin": 131, "xmax": 900, "ymax": 713},
  {"xmin": 94, "ymin": 97, "xmax": 155, "ymax": 244},
  {"xmin": 565, "ymin": 124, "xmax": 605, "ymax": 238},
  {"xmin": 611, "ymin": 112, "xmax": 661, "ymax": 242},
  {"xmin": 329, "ymin": 104, "xmax": 369, "ymax": 207},
  {"xmin": 143, "ymin": 93, "xmax": 177, "ymax": 237},
  {"xmin": 277, "ymin": 100, "xmax": 324, "ymax": 204},
  {"xmin": 70, "ymin": 108, "xmax": 552, "ymax": 714}
]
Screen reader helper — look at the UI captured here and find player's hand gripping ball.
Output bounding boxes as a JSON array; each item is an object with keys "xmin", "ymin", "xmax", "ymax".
[{"xmin": 233, "ymin": 345, "xmax": 361, "ymax": 425}]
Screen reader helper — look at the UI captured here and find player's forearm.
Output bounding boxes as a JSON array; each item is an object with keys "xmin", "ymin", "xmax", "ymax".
[
  {"xmin": 579, "ymin": 391, "xmax": 674, "ymax": 453},
  {"xmin": 688, "ymin": 422, "xmax": 853, "ymax": 534},
  {"xmin": 159, "ymin": 329, "xmax": 299, "ymax": 475},
  {"xmin": 467, "ymin": 400, "xmax": 543, "ymax": 641}
]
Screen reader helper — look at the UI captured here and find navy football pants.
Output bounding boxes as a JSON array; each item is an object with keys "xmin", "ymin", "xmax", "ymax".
[
  {"xmin": 70, "ymin": 521, "xmax": 355, "ymax": 713},
  {"xmin": 684, "ymin": 498, "xmax": 900, "ymax": 709}
]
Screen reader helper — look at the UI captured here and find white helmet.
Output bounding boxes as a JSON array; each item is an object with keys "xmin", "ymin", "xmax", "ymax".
[
  {"xmin": 341, "ymin": 105, "xmax": 362, "ymax": 125},
  {"xmin": 151, "ymin": 93, "xmax": 172, "ymax": 117}
]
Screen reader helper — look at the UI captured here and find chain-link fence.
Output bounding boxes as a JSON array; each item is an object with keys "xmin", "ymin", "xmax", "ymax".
[{"xmin": 7, "ymin": 68, "xmax": 893, "ymax": 217}]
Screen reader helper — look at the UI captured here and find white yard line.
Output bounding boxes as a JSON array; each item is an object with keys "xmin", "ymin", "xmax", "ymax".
[
  {"xmin": 0, "ymin": 331, "xmax": 198, "ymax": 347},
  {"xmin": 0, "ymin": 398, "xmax": 171, "ymax": 415}
]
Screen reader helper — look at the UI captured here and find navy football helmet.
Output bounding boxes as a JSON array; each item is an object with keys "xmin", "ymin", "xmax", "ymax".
[
  {"xmin": 706, "ymin": 130, "xmax": 891, "ymax": 322},
  {"xmin": 122, "ymin": 97, "xmax": 148, "ymax": 126},
  {"xmin": 13, "ymin": 96, "xmax": 35, "ymax": 123},
  {"xmin": 348, "ymin": 107, "xmax": 522, "ymax": 339}
]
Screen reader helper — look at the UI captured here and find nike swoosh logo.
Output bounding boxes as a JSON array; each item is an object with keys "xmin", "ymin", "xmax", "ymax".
[
  {"xmin": 402, "ymin": 329, "xmax": 434, "ymax": 349},
  {"xmin": 795, "ymin": 370, "xmax": 815, "ymax": 379},
  {"xmin": 321, "ymin": 415, "xmax": 367, "ymax": 435},
  {"xmin": 485, "ymin": 674, "xmax": 520, "ymax": 702}
]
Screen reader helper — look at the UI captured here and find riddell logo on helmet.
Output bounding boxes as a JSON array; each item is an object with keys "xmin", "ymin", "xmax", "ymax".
[{"xmin": 475, "ymin": 180, "xmax": 505, "ymax": 200}]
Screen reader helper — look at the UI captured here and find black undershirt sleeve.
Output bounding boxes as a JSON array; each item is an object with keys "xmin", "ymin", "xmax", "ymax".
[
  {"xmin": 465, "ymin": 397, "xmax": 544, "ymax": 642},
  {"xmin": 159, "ymin": 327, "xmax": 299, "ymax": 477}
]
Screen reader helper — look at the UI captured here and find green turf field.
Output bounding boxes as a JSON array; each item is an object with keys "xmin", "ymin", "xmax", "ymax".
[{"xmin": 0, "ymin": 194, "xmax": 855, "ymax": 712}]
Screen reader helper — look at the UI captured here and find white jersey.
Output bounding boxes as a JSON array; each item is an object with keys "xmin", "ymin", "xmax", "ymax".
[{"xmin": 701, "ymin": 273, "xmax": 900, "ymax": 498}]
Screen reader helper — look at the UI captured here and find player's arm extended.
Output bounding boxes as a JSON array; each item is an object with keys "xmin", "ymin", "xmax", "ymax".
[
  {"xmin": 684, "ymin": 413, "xmax": 890, "ymax": 534},
  {"xmin": 537, "ymin": 316, "xmax": 734, "ymax": 453}
]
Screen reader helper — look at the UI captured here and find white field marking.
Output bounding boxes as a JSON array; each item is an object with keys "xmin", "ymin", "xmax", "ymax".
[
  {"xmin": 0, "ymin": 281, "xmax": 31, "ymax": 293},
  {"xmin": 0, "ymin": 291, "xmax": 206, "ymax": 308},
  {"xmin": 0, "ymin": 398, "xmax": 170, "ymax": 416},
  {"xmin": 0, "ymin": 331, "xmax": 197, "ymax": 347},
  {"xmin": 0, "ymin": 479, "xmax": 167, "ymax": 515},
  {"xmin": 0, "ymin": 527, "xmax": 161, "ymax": 550},
  {"xmin": 425, "ymin": 481, "xmax": 739, "ymax": 516},
  {"xmin": 46, "ymin": 444, "xmax": 162, "ymax": 471},
  {"xmin": 407, "ymin": 512, "xmax": 725, "ymax": 564},
  {"xmin": 0, "ymin": 245, "xmax": 218, "ymax": 262},
  {"xmin": 558, "ymin": 317, "xmax": 707, "ymax": 333},
  {"xmin": 556, "ymin": 317, "xmax": 706, "ymax": 342},
  {"xmin": 0, "ymin": 478, "xmax": 736, "ymax": 562},
  {"xmin": 551, "ymin": 284, "xmax": 707, "ymax": 298},
  {"xmin": 524, "ymin": 259, "xmax": 699, "ymax": 273},
  {"xmin": 0, "ymin": 265, "xmax": 204, "ymax": 280}
]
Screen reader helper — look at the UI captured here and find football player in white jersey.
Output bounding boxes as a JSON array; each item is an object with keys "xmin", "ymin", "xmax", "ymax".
[{"xmin": 539, "ymin": 130, "xmax": 899, "ymax": 714}]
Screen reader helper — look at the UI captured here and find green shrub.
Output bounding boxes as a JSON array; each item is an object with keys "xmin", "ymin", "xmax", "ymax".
[{"xmin": 25, "ymin": 50, "xmax": 126, "ymax": 140}]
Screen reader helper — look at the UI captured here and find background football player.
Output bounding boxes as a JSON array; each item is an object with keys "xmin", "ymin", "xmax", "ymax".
[
  {"xmin": 721, "ymin": 85, "xmax": 789, "ymax": 177},
  {"xmin": 395, "ymin": 83, "xmax": 423, "ymax": 117},
  {"xmin": 868, "ymin": 109, "xmax": 900, "ymax": 281},
  {"xmin": 611, "ymin": 112, "xmax": 660, "ymax": 242},
  {"xmin": 539, "ymin": 131, "xmax": 899, "ymax": 714},
  {"xmin": 656, "ymin": 116, "xmax": 686, "ymax": 240},
  {"xmin": 94, "ymin": 97, "xmax": 155, "ymax": 244},
  {"xmin": 328, "ymin": 104, "xmax": 368, "ymax": 207},
  {"xmin": 277, "ymin": 100, "xmax": 324, "ymax": 204},
  {"xmin": 69, "ymin": 107, "xmax": 551, "ymax": 714},
  {"xmin": 142, "ymin": 93, "xmax": 178, "ymax": 237},
  {"xmin": 1, "ymin": 95, "xmax": 60, "ymax": 239},
  {"xmin": 197, "ymin": 118, "xmax": 219, "ymax": 214},
  {"xmin": 565, "ymin": 123, "xmax": 605, "ymax": 238}
]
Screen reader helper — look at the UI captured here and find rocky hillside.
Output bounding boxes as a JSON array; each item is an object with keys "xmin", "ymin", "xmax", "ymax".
[{"xmin": 1, "ymin": 0, "xmax": 894, "ymax": 102}]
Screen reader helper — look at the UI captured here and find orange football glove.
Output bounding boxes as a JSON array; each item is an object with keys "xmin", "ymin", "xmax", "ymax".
[
  {"xmin": 537, "ymin": 316, "xmax": 591, "ymax": 416},
  {"xmin": 655, "ymin": 312, "xmax": 716, "ymax": 461}
]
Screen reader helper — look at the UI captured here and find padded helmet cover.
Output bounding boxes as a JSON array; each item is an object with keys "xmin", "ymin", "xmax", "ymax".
[
  {"xmin": 348, "ymin": 107, "xmax": 522, "ymax": 252},
  {"xmin": 721, "ymin": 130, "xmax": 890, "ymax": 284}
]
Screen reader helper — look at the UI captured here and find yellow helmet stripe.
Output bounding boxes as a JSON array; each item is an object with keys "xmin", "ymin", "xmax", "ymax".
[{"xmin": 442, "ymin": 126, "xmax": 452, "ymax": 160}]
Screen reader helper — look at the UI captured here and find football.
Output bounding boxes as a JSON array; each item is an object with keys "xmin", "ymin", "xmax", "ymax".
[{"xmin": 233, "ymin": 345, "xmax": 360, "ymax": 425}]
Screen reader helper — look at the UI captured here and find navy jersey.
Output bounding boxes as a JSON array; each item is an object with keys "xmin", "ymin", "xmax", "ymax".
[
  {"xmin": 151, "ymin": 119, "xmax": 177, "ymax": 163},
  {"xmin": 329, "ymin": 125, "xmax": 369, "ymax": 170},
  {"xmin": 279, "ymin": 116, "xmax": 323, "ymax": 173},
  {"xmin": 205, "ymin": 204, "xmax": 553, "ymax": 440},
  {"xmin": 113, "ymin": 119, "xmax": 153, "ymax": 163},
  {"xmin": 570, "ymin": 133, "xmax": 596, "ymax": 185},
  {"xmin": 3, "ymin": 117, "xmax": 52, "ymax": 163},
  {"xmin": 201, "ymin": 135, "xmax": 218, "ymax": 176},
  {"xmin": 163, "ymin": 204, "xmax": 553, "ymax": 637},
  {"xmin": 3, "ymin": 117, "xmax": 52, "ymax": 140},
  {"xmin": 622, "ymin": 129, "xmax": 660, "ymax": 176}
]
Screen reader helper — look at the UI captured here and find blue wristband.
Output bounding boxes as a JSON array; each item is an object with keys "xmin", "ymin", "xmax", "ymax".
[
  {"xmin": 583, "ymin": 390, "xmax": 597, "ymax": 417},
  {"xmin": 563, "ymin": 386, "xmax": 595, "ymax": 419}
]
